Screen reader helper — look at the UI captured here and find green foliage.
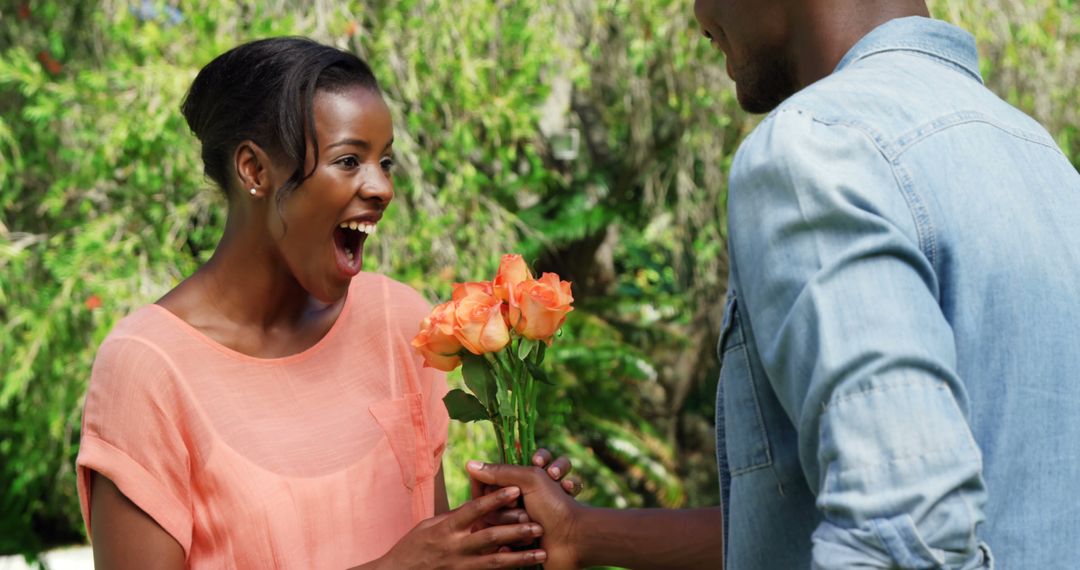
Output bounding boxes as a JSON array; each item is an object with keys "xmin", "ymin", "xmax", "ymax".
[
  {"xmin": 1, "ymin": 0, "xmax": 1077, "ymax": 558},
  {"xmin": 928, "ymin": 0, "xmax": 1080, "ymax": 168},
  {"xmin": 443, "ymin": 389, "xmax": 490, "ymax": 423}
]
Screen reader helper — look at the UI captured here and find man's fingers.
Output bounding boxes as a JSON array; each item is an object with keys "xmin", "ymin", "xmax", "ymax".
[
  {"xmin": 562, "ymin": 477, "xmax": 583, "ymax": 497},
  {"xmin": 462, "ymin": 521, "xmax": 544, "ymax": 554},
  {"xmin": 546, "ymin": 456, "xmax": 572, "ymax": 480},
  {"xmin": 449, "ymin": 486, "xmax": 520, "ymax": 531},
  {"xmin": 531, "ymin": 448, "xmax": 553, "ymax": 467},
  {"xmin": 469, "ymin": 548, "xmax": 547, "ymax": 569},
  {"xmin": 484, "ymin": 508, "xmax": 531, "ymax": 526},
  {"xmin": 467, "ymin": 461, "xmax": 543, "ymax": 488}
]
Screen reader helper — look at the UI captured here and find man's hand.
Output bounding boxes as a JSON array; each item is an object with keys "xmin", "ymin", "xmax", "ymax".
[
  {"xmin": 530, "ymin": 448, "xmax": 583, "ymax": 497},
  {"xmin": 471, "ymin": 448, "xmax": 582, "ymax": 530},
  {"xmin": 467, "ymin": 460, "xmax": 584, "ymax": 570}
]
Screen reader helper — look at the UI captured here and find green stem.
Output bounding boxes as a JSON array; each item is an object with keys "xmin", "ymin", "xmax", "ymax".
[
  {"xmin": 495, "ymin": 347, "xmax": 522, "ymax": 465},
  {"xmin": 526, "ymin": 345, "xmax": 543, "ymax": 461},
  {"xmin": 516, "ymin": 345, "xmax": 530, "ymax": 465},
  {"xmin": 487, "ymin": 352, "xmax": 513, "ymax": 464},
  {"xmin": 493, "ymin": 417, "xmax": 508, "ymax": 464}
]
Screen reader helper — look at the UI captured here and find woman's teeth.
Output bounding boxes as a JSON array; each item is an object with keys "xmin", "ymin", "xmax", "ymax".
[{"xmin": 339, "ymin": 221, "xmax": 377, "ymax": 235}]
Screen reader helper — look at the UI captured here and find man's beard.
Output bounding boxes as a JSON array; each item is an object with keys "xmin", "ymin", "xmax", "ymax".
[{"xmin": 733, "ymin": 54, "xmax": 799, "ymax": 114}]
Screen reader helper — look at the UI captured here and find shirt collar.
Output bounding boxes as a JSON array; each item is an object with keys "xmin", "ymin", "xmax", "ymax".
[{"xmin": 834, "ymin": 16, "xmax": 983, "ymax": 84}]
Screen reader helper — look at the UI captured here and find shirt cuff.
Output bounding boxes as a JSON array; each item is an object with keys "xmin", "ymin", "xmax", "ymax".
[{"xmin": 77, "ymin": 434, "xmax": 193, "ymax": 557}]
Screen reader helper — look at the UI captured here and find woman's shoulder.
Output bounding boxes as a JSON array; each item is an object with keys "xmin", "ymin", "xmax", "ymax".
[
  {"xmin": 85, "ymin": 306, "xmax": 196, "ymax": 427},
  {"xmin": 92, "ymin": 304, "xmax": 198, "ymax": 385},
  {"xmin": 100, "ymin": 304, "xmax": 189, "ymax": 353}
]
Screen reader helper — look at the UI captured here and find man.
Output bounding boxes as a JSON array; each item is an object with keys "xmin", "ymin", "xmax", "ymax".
[{"xmin": 469, "ymin": 0, "xmax": 1080, "ymax": 567}]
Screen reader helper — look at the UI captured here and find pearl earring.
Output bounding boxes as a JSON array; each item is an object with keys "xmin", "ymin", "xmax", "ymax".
[{"xmin": 249, "ymin": 187, "xmax": 257, "ymax": 196}]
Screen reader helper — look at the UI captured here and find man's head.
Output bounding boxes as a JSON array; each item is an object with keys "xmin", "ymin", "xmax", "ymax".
[
  {"xmin": 694, "ymin": 0, "xmax": 797, "ymax": 113},
  {"xmin": 694, "ymin": 0, "xmax": 931, "ymax": 114}
]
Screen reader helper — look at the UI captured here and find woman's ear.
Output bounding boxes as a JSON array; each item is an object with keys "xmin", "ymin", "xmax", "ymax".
[{"xmin": 234, "ymin": 140, "xmax": 271, "ymax": 198}]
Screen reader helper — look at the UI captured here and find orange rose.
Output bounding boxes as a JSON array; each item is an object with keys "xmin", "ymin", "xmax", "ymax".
[
  {"xmin": 453, "ymin": 289, "xmax": 511, "ymax": 355},
  {"xmin": 411, "ymin": 302, "xmax": 463, "ymax": 371},
  {"xmin": 510, "ymin": 273, "xmax": 574, "ymax": 342},
  {"xmin": 492, "ymin": 254, "xmax": 533, "ymax": 303},
  {"xmin": 452, "ymin": 281, "xmax": 495, "ymax": 302}
]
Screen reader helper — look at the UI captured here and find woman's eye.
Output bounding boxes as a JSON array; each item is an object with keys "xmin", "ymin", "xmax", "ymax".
[
  {"xmin": 380, "ymin": 157, "xmax": 395, "ymax": 172},
  {"xmin": 337, "ymin": 156, "xmax": 359, "ymax": 169}
]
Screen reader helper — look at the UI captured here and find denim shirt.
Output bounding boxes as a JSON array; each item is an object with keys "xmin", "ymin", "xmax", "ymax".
[{"xmin": 718, "ymin": 17, "xmax": 1080, "ymax": 569}]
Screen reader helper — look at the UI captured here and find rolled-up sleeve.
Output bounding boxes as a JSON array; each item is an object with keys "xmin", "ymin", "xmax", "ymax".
[{"xmin": 728, "ymin": 108, "xmax": 991, "ymax": 568}]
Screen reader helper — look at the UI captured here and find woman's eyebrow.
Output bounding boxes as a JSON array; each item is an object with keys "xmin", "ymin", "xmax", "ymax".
[
  {"xmin": 326, "ymin": 138, "xmax": 370, "ymax": 151},
  {"xmin": 326, "ymin": 137, "xmax": 394, "ymax": 152}
]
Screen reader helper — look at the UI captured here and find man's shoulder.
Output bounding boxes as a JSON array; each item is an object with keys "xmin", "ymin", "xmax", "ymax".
[
  {"xmin": 748, "ymin": 51, "xmax": 1053, "ymax": 159},
  {"xmin": 731, "ymin": 101, "xmax": 891, "ymax": 193}
]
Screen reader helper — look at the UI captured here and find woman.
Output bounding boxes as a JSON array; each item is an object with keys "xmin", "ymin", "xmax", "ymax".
[{"xmin": 76, "ymin": 37, "xmax": 568, "ymax": 569}]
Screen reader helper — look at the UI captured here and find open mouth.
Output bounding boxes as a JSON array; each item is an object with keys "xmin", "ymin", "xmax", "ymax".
[{"xmin": 332, "ymin": 220, "xmax": 376, "ymax": 276}]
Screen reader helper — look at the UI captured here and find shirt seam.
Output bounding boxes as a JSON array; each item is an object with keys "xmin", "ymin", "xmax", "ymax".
[
  {"xmin": 719, "ymin": 267, "xmax": 775, "ymax": 478},
  {"xmin": 891, "ymin": 111, "xmax": 1066, "ymax": 159},
  {"xmin": 771, "ymin": 107, "xmax": 941, "ymax": 273},
  {"xmin": 96, "ymin": 335, "xmax": 216, "ymax": 469},
  {"xmin": 849, "ymin": 45, "xmax": 982, "ymax": 84},
  {"xmin": 819, "ymin": 376, "xmax": 947, "ymax": 412},
  {"xmin": 725, "ymin": 303, "xmax": 775, "ymax": 476},
  {"xmin": 827, "ymin": 446, "xmax": 981, "ymax": 479}
]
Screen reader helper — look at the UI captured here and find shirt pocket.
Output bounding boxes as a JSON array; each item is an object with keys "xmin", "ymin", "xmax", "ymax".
[
  {"xmin": 369, "ymin": 393, "xmax": 437, "ymax": 491},
  {"xmin": 718, "ymin": 292, "xmax": 773, "ymax": 475}
]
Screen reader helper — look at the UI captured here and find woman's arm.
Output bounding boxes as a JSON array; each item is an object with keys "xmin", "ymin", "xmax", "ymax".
[
  {"xmin": 434, "ymin": 465, "xmax": 450, "ymax": 515},
  {"xmin": 89, "ymin": 471, "xmax": 185, "ymax": 569}
]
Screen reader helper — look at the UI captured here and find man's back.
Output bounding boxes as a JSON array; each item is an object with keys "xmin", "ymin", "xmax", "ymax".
[{"xmin": 722, "ymin": 16, "xmax": 1080, "ymax": 568}]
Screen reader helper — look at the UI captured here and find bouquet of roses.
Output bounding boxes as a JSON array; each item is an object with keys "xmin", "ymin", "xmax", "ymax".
[{"xmin": 411, "ymin": 254, "xmax": 573, "ymax": 466}]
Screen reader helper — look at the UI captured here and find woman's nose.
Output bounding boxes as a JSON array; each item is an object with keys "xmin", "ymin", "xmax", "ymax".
[{"xmin": 358, "ymin": 166, "xmax": 394, "ymax": 204}]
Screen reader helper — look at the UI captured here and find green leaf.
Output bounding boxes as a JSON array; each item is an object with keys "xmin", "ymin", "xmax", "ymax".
[
  {"xmin": 517, "ymin": 337, "xmax": 537, "ymax": 360},
  {"xmin": 461, "ymin": 353, "xmax": 497, "ymax": 409},
  {"xmin": 443, "ymin": 389, "xmax": 490, "ymax": 423},
  {"xmin": 525, "ymin": 358, "xmax": 554, "ymax": 385}
]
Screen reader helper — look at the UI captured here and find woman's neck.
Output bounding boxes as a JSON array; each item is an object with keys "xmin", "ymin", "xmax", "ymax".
[{"xmin": 196, "ymin": 214, "xmax": 326, "ymax": 333}]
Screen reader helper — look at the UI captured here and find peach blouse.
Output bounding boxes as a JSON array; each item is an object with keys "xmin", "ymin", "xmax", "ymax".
[{"xmin": 76, "ymin": 273, "xmax": 449, "ymax": 568}]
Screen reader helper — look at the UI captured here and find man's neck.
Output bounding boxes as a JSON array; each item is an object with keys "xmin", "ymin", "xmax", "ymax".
[{"xmin": 787, "ymin": 1, "xmax": 931, "ymax": 90}]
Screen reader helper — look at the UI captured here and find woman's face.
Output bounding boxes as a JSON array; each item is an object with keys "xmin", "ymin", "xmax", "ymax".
[{"xmin": 267, "ymin": 87, "xmax": 395, "ymax": 304}]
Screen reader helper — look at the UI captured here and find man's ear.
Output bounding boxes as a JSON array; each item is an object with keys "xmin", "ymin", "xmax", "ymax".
[{"xmin": 234, "ymin": 140, "xmax": 272, "ymax": 197}]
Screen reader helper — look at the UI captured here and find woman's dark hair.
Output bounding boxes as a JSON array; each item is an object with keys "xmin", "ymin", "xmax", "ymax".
[{"xmin": 181, "ymin": 37, "xmax": 381, "ymax": 204}]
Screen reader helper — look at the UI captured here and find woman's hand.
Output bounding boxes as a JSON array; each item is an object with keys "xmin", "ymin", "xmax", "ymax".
[{"xmin": 369, "ymin": 486, "xmax": 546, "ymax": 569}]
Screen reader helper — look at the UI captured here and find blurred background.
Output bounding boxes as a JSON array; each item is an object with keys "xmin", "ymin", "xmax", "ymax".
[{"xmin": 1, "ymin": 0, "xmax": 1077, "ymax": 563}]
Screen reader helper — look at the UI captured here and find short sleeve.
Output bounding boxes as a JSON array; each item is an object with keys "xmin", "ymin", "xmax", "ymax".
[{"xmin": 76, "ymin": 336, "xmax": 194, "ymax": 555}]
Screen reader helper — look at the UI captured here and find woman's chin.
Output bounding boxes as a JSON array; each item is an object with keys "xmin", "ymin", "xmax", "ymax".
[{"xmin": 305, "ymin": 260, "xmax": 362, "ymax": 306}]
